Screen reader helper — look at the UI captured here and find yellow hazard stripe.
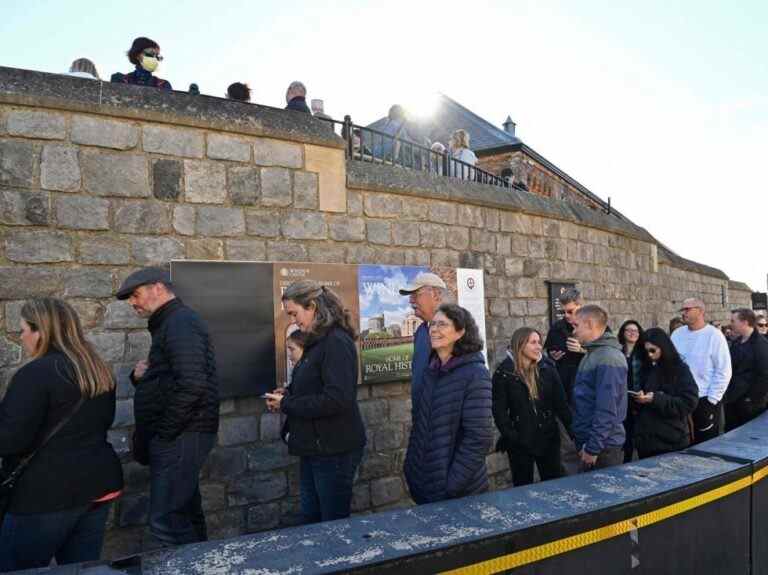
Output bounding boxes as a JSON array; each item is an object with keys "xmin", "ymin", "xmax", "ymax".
[{"xmin": 441, "ymin": 468, "xmax": 767, "ymax": 575}]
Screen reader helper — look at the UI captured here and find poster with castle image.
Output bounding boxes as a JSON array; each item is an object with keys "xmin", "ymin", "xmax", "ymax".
[{"xmin": 358, "ymin": 265, "xmax": 486, "ymax": 385}]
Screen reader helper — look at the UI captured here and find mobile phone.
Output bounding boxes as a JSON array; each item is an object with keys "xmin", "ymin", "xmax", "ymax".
[
  {"xmin": 259, "ymin": 393, "xmax": 270, "ymax": 399},
  {"xmin": 627, "ymin": 390, "xmax": 641, "ymax": 396}
]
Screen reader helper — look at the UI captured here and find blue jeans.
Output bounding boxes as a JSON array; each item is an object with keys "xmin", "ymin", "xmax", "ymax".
[
  {"xmin": 0, "ymin": 501, "xmax": 111, "ymax": 572},
  {"xmin": 145, "ymin": 431, "xmax": 216, "ymax": 549},
  {"xmin": 299, "ymin": 447, "xmax": 364, "ymax": 524}
]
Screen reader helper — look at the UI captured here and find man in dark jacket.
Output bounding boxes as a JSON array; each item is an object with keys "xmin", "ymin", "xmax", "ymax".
[
  {"xmin": 543, "ymin": 288, "xmax": 585, "ymax": 401},
  {"xmin": 571, "ymin": 305, "xmax": 627, "ymax": 471},
  {"xmin": 117, "ymin": 266, "xmax": 219, "ymax": 549},
  {"xmin": 285, "ymin": 81, "xmax": 311, "ymax": 113},
  {"xmin": 724, "ymin": 308, "xmax": 768, "ymax": 431}
]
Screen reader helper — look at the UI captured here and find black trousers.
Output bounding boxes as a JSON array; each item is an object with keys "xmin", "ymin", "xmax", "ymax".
[
  {"xmin": 507, "ymin": 446, "xmax": 562, "ymax": 487},
  {"xmin": 725, "ymin": 397, "xmax": 766, "ymax": 432},
  {"xmin": 691, "ymin": 398, "xmax": 721, "ymax": 445}
]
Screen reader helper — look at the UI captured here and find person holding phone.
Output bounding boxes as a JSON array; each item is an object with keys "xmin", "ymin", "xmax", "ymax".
[
  {"xmin": 632, "ymin": 328, "xmax": 699, "ymax": 458},
  {"xmin": 265, "ymin": 280, "xmax": 365, "ymax": 524}
]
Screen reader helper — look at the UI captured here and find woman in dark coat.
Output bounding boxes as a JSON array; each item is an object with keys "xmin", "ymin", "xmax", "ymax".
[
  {"xmin": 404, "ymin": 304, "xmax": 493, "ymax": 504},
  {"xmin": 492, "ymin": 327, "xmax": 573, "ymax": 487},
  {"xmin": 111, "ymin": 37, "xmax": 172, "ymax": 90},
  {"xmin": 0, "ymin": 298, "xmax": 123, "ymax": 572},
  {"xmin": 265, "ymin": 280, "xmax": 366, "ymax": 524},
  {"xmin": 632, "ymin": 327, "xmax": 699, "ymax": 458},
  {"xmin": 618, "ymin": 319, "xmax": 644, "ymax": 462}
]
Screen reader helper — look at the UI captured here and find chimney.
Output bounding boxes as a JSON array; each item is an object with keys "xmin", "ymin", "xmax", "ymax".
[{"xmin": 502, "ymin": 115, "xmax": 516, "ymax": 136}]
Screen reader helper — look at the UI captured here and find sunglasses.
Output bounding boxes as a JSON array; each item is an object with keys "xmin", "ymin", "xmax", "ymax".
[
  {"xmin": 142, "ymin": 50, "xmax": 163, "ymax": 60},
  {"xmin": 758, "ymin": 323, "xmax": 768, "ymax": 328}
]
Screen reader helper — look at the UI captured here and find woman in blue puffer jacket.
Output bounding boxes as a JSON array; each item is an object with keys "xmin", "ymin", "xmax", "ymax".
[{"xmin": 404, "ymin": 304, "xmax": 493, "ymax": 504}]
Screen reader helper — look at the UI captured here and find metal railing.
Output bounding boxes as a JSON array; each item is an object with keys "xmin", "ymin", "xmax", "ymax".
[{"xmin": 318, "ymin": 115, "xmax": 514, "ymax": 189}]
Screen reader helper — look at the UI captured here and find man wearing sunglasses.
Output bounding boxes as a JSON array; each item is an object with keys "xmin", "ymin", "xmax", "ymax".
[
  {"xmin": 671, "ymin": 298, "xmax": 732, "ymax": 444},
  {"xmin": 757, "ymin": 316, "xmax": 768, "ymax": 339}
]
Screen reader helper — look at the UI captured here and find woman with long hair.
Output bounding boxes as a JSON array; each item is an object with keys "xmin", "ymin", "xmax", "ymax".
[
  {"xmin": 492, "ymin": 327, "xmax": 573, "ymax": 486},
  {"xmin": 618, "ymin": 319, "xmax": 644, "ymax": 462},
  {"xmin": 265, "ymin": 280, "xmax": 366, "ymax": 524},
  {"xmin": 632, "ymin": 327, "xmax": 699, "ymax": 458},
  {"xmin": 0, "ymin": 298, "xmax": 123, "ymax": 572},
  {"xmin": 404, "ymin": 304, "xmax": 493, "ymax": 503}
]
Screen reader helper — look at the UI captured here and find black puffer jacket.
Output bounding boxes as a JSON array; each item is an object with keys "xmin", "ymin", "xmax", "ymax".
[
  {"xmin": 724, "ymin": 329, "xmax": 768, "ymax": 405},
  {"xmin": 492, "ymin": 355, "xmax": 572, "ymax": 457},
  {"xmin": 281, "ymin": 326, "xmax": 366, "ymax": 457},
  {"xmin": 132, "ymin": 298, "xmax": 219, "ymax": 454},
  {"xmin": 543, "ymin": 319, "xmax": 584, "ymax": 400},
  {"xmin": 633, "ymin": 360, "xmax": 699, "ymax": 456}
]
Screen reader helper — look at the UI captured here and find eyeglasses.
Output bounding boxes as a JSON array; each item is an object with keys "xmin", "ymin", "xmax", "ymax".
[
  {"xmin": 679, "ymin": 307, "xmax": 700, "ymax": 312},
  {"xmin": 142, "ymin": 50, "xmax": 163, "ymax": 60},
  {"xmin": 428, "ymin": 320, "xmax": 452, "ymax": 330}
]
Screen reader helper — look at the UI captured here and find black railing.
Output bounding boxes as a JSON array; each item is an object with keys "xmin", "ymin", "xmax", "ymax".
[{"xmin": 318, "ymin": 115, "xmax": 514, "ymax": 189}]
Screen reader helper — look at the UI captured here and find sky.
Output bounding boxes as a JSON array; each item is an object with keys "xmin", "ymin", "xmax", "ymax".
[{"xmin": 2, "ymin": 0, "xmax": 766, "ymax": 292}]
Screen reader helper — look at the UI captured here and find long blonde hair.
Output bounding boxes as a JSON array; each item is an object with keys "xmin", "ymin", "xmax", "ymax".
[
  {"xmin": 21, "ymin": 298, "xmax": 114, "ymax": 398},
  {"xmin": 509, "ymin": 327, "xmax": 541, "ymax": 401}
]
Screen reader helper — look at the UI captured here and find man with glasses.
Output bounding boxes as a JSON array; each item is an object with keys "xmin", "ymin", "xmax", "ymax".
[
  {"xmin": 400, "ymin": 273, "xmax": 448, "ymax": 403},
  {"xmin": 756, "ymin": 316, "xmax": 768, "ymax": 339},
  {"xmin": 671, "ymin": 298, "xmax": 732, "ymax": 444},
  {"xmin": 723, "ymin": 308, "xmax": 768, "ymax": 431}
]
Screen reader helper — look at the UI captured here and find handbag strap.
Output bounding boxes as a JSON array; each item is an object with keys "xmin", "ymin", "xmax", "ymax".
[{"xmin": 3, "ymin": 395, "xmax": 86, "ymax": 484}]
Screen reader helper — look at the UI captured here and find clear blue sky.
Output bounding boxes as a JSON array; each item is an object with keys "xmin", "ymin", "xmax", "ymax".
[{"xmin": 3, "ymin": 0, "xmax": 766, "ymax": 292}]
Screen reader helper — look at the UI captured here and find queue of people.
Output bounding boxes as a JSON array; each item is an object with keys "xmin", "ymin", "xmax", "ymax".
[{"xmin": 1, "ymin": 265, "xmax": 767, "ymax": 570}]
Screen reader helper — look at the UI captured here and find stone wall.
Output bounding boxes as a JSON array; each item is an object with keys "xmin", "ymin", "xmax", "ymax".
[{"xmin": 0, "ymin": 67, "xmax": 753, "ymax": 558}]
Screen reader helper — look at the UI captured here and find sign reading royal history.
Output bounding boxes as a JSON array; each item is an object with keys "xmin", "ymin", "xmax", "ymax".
[{"xmin": 171, "ymin": 261, "xmax": 485, "ymax": 398}]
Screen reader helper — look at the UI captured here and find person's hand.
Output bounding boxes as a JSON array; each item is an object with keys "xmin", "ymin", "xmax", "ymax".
[
  {"xmin": 133, "ymin": 360, "xmax": 149, "ymax": 380},
  {"xmin": 264, "ymin": 393, "xmax": 283, "ymax": 413},
  {"xmin": 566, "ymin": 337, "xmax": 585, "ymax": 354},
  {"xmin": 579, "ymin": 449, "xmax": 598, "ymax": 467},
  {"xmin": 634, "ymin": 391, "xmax": 654, "ymax": 404},
  {"xmin": 550, "ymin": 350, "xmax": 566, "ymax": 361}
]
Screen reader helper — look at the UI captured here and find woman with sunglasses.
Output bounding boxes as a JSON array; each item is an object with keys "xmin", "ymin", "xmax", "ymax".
[
  {"xmin": 631, "ymin": 327, "xmax": 699, "ymax": 459},
  {"xmin": 111, "ymin": 37, "xmax": 172, "ymax": 90}
]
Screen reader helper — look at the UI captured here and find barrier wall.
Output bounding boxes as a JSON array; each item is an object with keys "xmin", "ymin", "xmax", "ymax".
[{"xmin": 34, "ymin": 412, "xmax": 768, "ymax": 574}]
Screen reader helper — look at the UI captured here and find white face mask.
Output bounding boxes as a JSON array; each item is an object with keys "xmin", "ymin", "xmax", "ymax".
[{"xmin": 140, "ymin": 56, "xmax": 159, "ymax": 73}]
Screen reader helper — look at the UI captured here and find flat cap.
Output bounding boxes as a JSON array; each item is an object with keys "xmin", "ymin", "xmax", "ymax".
[
  {"xmin": 399, "ymin": 272, "xmax": 447, "ymax": 295},
  {"xmin": 116, "ymin": 266, "xmax": 171, "ymax": 300}
]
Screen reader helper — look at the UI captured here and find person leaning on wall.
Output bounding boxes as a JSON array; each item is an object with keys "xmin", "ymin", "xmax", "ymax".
[
  {"xmin": 111, "ymin": 37, "xmax": 172, "ymax": 90},
  {"xmin": 0, "ymin": 298, "xmax": 123, "ymax": 572},
  {"xmin": 265, "ymin": 280, "xmax": 366, "ymax": 524}
]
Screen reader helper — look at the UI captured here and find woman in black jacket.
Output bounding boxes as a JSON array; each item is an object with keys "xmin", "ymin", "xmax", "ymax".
[
  {"xmin": 632, "ymin": 327, "xmax": 699, "ymax": 458},
  {"xmin": 618, "ymin": 319, "xmax": 644, "ymax": 462},
  {"xmin": 265, "ymin": 280, "xmax": 366, "ymax": 524},
  {"xmin": 0, "ymin": 298, "xmax": 123, "ymax": 572},
  {"xmin": 492, "ymin": 327, "xmax": 573, "ymax": 487}
]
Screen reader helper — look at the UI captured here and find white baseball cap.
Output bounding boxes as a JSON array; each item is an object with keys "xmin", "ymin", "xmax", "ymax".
[{"xmin": 399, "ymin": 272, "xmax": 447, "ymax": 295}]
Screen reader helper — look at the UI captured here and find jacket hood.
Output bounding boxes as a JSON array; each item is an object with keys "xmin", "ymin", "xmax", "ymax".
[{"xmin": 584, "ymin": 331, "xmax": 622, "ymax": 353}]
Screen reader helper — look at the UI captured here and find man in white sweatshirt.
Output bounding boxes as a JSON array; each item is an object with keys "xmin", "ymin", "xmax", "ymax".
[{"xmin": 671, "ymin": 298, "xmax": 732, "ymax": 444}]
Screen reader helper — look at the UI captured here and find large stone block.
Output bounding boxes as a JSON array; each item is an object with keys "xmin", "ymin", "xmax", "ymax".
[
  {"xmin": 41, "ymin": 144, "xmax": 80, "ymax": 191},
  {"xmin": 470, "ymin": 229, "xmax": 496, "ymax": 253},
  {"xmin": 71, "ymin": 116, "xmax": 139, "ymax": 150},
  {"xmin": 328, "ymin": 215, "xmax": 364, "ymax": 241},
  {"xmin": 185, "ymin": 161, "xmax": 226, "ymax": 204},
  {"xmin": 226, "ymin": 239, "xmax": 266, "ymax": 261},
  {"xmin": 228, "ymin": 472, "xmax": 287, "ymax": 506},
  {"xmin": 125, "ymin": 331, "xmax": 151, "ymax": 363},
  {"xmin": 77, "ymin": 237, "xmax": 130, "ymax": 265},
  {"xmin": 196, "ymin": 206, "xmax": 246, "ymax": 237},
  {"xmin": 207, "ymin": 133, "xmax": 250, "ymax": 162},
  {"xmin": 259, "ymin": 412, "xmax": 283, "ymax": 441},
  {"xmin": 173, "ymin": 205, "xmax": 195, "ymax": 236},
  {"xmin": 260, "ymin": 167, "xmax": 292, "ymax": 207},
  {"xmin": 347, "ymin": 190, "xmax": 362, "ymax": 216},
  {"xmin": 404, "ymin": 248, "xmax": 431, "ymax": 266},
  {"xmin": 364, "ymin": 194, "xmax": 402, "ymax": 218},
  {"xmin": 228, "ymin": 166, "xmax": 260, "ymax": 205},
  {"xmin": 247, "ymin": 503, "xmax": 280, "ymax": 532},
  {"xmin": 366, "ymin": 219, "xmax": 392, "ymax": 245},
  {"xmin": 131, "ymin": 236, "xmax": 185, "ymax": 264},
  {"xmin": 152, "ymin": 159, "xmax": 182, "ymax": 201},
  {"xmin": 374, "ymin": 423, "xmax": 404, "ymax": 451},
  {"xmin": 218, "ymin": 415, "xmax": 260, "ymax": 446},
  {"xmin": 371, "ymin": 477, "xmax": 405, "ymax": 507},
  {"xmin": 142, "ymin": 125, "xmax": 204, "ymax": 158},
  {"xmin": 253, "ymin": 138, "xmax": 303, "ymax": 168},
  {"xmin": 87, "ymin": 331, "xmax": 125, "ymax": 362},
  {"xmin": 304, "ymin": 145, "xmax": 345, "ymax": 213},
  {"xmin": 245, "ymin": 210, "xmax": 280, "ymax": 237},
  {"xmin": 281, "ymin": 211, "xmax": 326, "ymax": 240},
  {"xmin": 419, "ymin": 223, "xmax": 447, "ymax": 248},
  {"xmin": 206, "ymin": 446, "xmax": 247, "ymax": 480},
  {"xmin": 104, "ymin": 301, "xmax": 146, "ymax": 329},
  {"xmin": 6, "ymin": 230, "xmax": 73, "ymax": 263},
  {"xmin": 0, "ymin": 140, "xmax": 36, "ymax": 188},
  {"xmin": 246, "ymin": 442, "xmax": 292, "ymax": 472},
  {"xmin": 0, "ymin": 190, "xmax": 48, "ymax": 226},
  {"xmin": 402, "ymin": 198, "xmax": 428, "ymax": 220},
  {"xmin": 308, "ymin": 243, "xmax": 345, "ymax": 263},
  {"xmin": 428, "ymin": 201, "xmax": 457, "ymax": 224},
  {"xmin": 113, "ymin": 399, "xmax": 135, "ymax": 427},
  {"xmin": 0, "ymin": 267, "xmax": 60, "ymax": 298},
  {"xmin": 457, "ymin": 204, "xmax": 485, "ymax": 228},
  {"xmin": 55, "ymin": 195, "xmax": 110, "ymax": 230},
  {"xmin": 445, "ymin": 227, "xmax": 469, "ymax": 250},
  {"xmin": 7, "ymin": 110, "xmax": 66, "ymax": 140},
  {"xmin": 82, "ymin": 152, "xmax": 149, "ymax": 197},
  {"xmin": 391, "ymin": 222, "xmax": 420, "ymax": 247},
  {"xmin": 359, "ymin": 452, "xmax": 394, "ymax": 481},
  {"xmin": 187, "ymin": 238, "xmax": 224, "ymax": 260},
  {"xmin": 62, "ymin": 267, "xmax": 114, "ymax": 298},
  {"xmin": 388, "ymin": 398, "xmax": 411, "ymax": 423},
  {"xmin": 293, "ymin": 171, "xmax": 319, "ymax": 209},
  {"xmin": 0, "ymin": 337, "xmax": 21, "ymax": 368},
  {"xmin": 267, "ymin": 241, "xmax": 307, "ymax": 262},
  {"xmin": 114, "ymin": 200, "xmax": 171, "ymax": 234}
]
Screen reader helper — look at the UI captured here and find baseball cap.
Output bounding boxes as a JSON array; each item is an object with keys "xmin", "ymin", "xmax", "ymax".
[
  {"xmin": 116, "ymin": 266, "xmax": 171, "ymax": 300},
  {"xmin": 398, "ymin": 272, "xmax": 447, "ymax": 295}
]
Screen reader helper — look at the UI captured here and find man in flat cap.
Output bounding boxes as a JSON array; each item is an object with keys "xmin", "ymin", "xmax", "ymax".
[
  {"xmin": 116, "ymin": 266, "xmax": 219, "ymax": 549},
  {"xmin": 400, "ymin": 272, "xmax": 448, "ymax": 403}
]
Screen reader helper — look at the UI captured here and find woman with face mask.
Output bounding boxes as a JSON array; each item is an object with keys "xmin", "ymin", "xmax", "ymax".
[{"xmin": 110, "ymin": 37, "xmax": 172, "ymax": 90}]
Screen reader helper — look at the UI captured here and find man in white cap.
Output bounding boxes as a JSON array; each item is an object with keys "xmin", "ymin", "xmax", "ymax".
[{"xmin": 399, "ymin": 272, "xmax": 448, "ymax": 402}]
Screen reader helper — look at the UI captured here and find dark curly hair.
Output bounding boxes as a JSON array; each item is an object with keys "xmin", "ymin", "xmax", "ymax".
[
  {"xmin": 618, "ymin": 319, "xmax": 644, "ymax": 352},
  {"xmin": 436, "ymin": 303, "xmax": 484, "ymax": 356},
  {"xmin": 128, "ymin": 37, "xmax": 160, "ymax": 66}
]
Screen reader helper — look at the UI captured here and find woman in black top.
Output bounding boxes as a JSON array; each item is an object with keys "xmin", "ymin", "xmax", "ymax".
[
  {"xmin": 632, "ymin": 328, "xmax": 699, "ymax": 458},
  {"xmin": 0, "ymin": 298, "xmax": 123, "ymax": 572},
  {"xmin": 265, "ymin": 280, "xmax": 366, "ymax": 523},
  {"xmin": 492, "ymin": 327, "xmax": 573, "ymax": 487}
]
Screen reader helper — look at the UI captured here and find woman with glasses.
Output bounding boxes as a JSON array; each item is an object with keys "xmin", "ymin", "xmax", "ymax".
[
  {"xmin": 404, "ymin": 304, "xmax": 493, "ymax": 503},
  {"xmin": 111, "ymin": 37, "xmax": 172, "ymax": 90},
  {"xmin": 631, "ymin": 327, "xmax": 699, "ymax": 459},
  {"xmin": 492, "ymin": 327, "xmax": 573, "ymax": 487},
  {"xmin": 618, "ymin": 320, "xmax": 644, "ymax": 462}
]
